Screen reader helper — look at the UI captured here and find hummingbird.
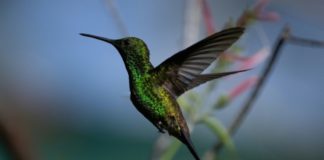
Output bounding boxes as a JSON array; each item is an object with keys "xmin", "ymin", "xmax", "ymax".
[{"xmin": 80, "ymin": 27, "xmax": 245, "ymax": 160}]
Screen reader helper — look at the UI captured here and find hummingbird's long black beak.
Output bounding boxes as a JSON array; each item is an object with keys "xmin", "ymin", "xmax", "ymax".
[{"xmin": 80, "ymin": 33, "xmax": 115, "ymax": 44}]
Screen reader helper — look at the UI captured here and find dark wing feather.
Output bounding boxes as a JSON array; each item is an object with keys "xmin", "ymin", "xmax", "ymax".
[
  {"xmin": 186, "ymin": 69, "xmax": 249, "ymax": 92},
  {"xmin": 151, "ymin": 27, "xmax": 245, "ymax": 97}
]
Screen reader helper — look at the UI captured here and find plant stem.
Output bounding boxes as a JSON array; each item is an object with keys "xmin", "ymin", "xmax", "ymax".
[
  {"xmin": 0, "ymin": 120, "xmax": 33, "ymax": 160},
  {"xmin": 200, "ymin": 116, "xmax": 236, "ymax": 160},
  {"xmin": 160, "ymin": 140, "xmax": 182, "ymax": 160},
  {"xmin": 105, "ymin": 0, "xmax": 129, "ymax": 36},
  {"xmin": 210, "ymin": 25, "xmax": 291, "ymax": 154},
  {"xmin": 289, "ymin": 35, "xmax": 324, "ymax": 47}
]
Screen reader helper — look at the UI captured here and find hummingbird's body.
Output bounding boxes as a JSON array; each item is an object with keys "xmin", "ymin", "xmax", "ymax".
[{"xmin": 81, "ymin": 27, "xmax": 245, "ymax": 160}]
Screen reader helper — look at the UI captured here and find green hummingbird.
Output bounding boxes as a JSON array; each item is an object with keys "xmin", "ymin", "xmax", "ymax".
[{"xmin": 80, "ymin": 27, "xmax": 245, "ymax": 160}]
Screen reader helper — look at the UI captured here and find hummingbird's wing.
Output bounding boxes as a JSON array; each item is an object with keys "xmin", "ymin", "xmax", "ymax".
[
  {"xmin": 184, "ymin": 69, "xmax": 248, "ymax": 91},
  {"xmin": 151, "ymin": 27, "xmax": 245, "ymax": 97}
]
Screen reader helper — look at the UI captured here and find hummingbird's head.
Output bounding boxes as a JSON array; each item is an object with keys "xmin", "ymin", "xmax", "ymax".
[{"xmin": 80, "ymin": 33, "xmax": 149, "ymax": 60}]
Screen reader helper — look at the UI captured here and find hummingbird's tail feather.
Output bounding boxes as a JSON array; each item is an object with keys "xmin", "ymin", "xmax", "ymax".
[
  {"xmin": 179, "ymin": 130, "xmax": 200, "ymax": 160},
  {"xmin": 185, "ymin": 140, "xmax": 200, "ymax": 160},
  {"xmin": 196, "ymin": 69, "xmax": 250, "ymax": 82}
]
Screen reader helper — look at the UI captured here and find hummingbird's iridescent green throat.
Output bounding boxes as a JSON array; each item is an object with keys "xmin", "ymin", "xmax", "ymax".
[{"xmin": 80, "ymin": 27, "xmax": 246, "ymax": 160}]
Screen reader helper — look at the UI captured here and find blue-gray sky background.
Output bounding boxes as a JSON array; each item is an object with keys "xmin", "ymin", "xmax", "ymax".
[{"xmin": 0, "ymin": 0, "xmax": 324, "ymax": 159}]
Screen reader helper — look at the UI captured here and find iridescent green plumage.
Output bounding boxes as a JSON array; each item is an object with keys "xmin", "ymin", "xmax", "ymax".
[{"xmin": 80, "ymin": 27, "xmax": 245, "ymax": 160}]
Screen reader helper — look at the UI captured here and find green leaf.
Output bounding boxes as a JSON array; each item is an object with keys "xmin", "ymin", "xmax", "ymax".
[
  {"xmin": 214, "ymin": 95, "xmax": 230, "ymax": 109},
  {"xmin": 160, "ymin": 140, "xmax": 182, "ymax": 160},
  {"xmin": 201, "ymin": 116, "xmax": 236, "ymax": 154}
]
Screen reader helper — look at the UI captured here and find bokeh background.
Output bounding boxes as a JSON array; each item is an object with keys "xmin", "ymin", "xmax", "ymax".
[{"xmin": 1, "ymin": 0, "xmax": 324, "ymax": 159}]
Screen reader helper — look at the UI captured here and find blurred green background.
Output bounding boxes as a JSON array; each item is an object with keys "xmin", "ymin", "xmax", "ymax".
[{"xmin": 1, "ymin": 0, "xmax": 324, "ymax": 159}]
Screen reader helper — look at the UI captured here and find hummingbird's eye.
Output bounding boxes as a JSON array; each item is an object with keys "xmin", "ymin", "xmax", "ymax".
[{"xmin": 124, "ymin": 40, "xmax": 130, "ymax": 46}]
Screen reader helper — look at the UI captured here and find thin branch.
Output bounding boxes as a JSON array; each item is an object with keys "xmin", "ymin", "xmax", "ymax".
[
  {"xmin": 0, "ymin": 118, "xmax": 34, "ymax": 160},
  {"xmin": 229, "ymin": 26, "xmax": 289, "ymax": 140},
  {"xmin": 211, "ymin": 25, "xmax": 291, "ymax": 154},
  {"xmin": 0, "ymin": 122, "xmax": 23, "ymax": 160},
  {"xmin": 289, "ymin": 35, "xmax": 324, "ymax": 47},
  {"xmin": 229, "ymin": 27, "xmax": 290, "ymax": 137},
  {"xmin": 205, "ymin": 25, "xmax": 324, "ymax": 159},
  {"xmin": 0, "ymin": 95, "xmax": 35, "ymax": 160},
  {"xmin": 105, "ymin": 0, "xmax": 129, "ymax": 36}
]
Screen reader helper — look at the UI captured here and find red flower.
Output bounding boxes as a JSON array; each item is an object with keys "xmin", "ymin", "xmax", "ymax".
[
  {"xmin": 239, "ymin": 47, "xmax": 270, "ymax": 70},
  {"xmin": 229, "ymin": 76, "xmax": 258, "ymax": 100},
  {"xmin": 201, "ymin": 0, "xmax": 216, "ymax": 34},
  {"xmin": 215, "ymin": 77, "xmax": 258, "ymax": 108},
  {"xmin": 223, "ymin": 47, "xmax": 270, "ymax": 69},
  {"xmin": 254, "ymin": 0, "xmax": 280, "ymax": 21},
  {"xmin": 237, "ymin": 0, "xmax": 280, "ymax": 27}
]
